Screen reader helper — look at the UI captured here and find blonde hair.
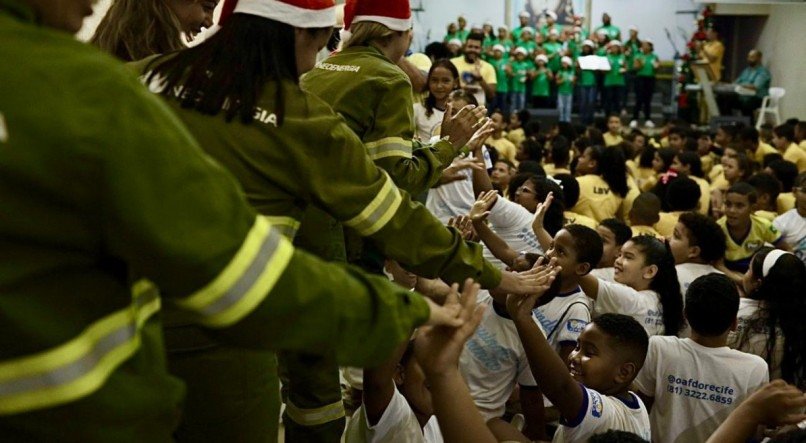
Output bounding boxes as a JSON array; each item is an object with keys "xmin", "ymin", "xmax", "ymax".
[
  {"xmin": 342, "ymin": 21, "xmax": 396, "ymax": 49},
  {"xmin": 91, "ymin": 0, "xmax": 187, "ymax": 62}
]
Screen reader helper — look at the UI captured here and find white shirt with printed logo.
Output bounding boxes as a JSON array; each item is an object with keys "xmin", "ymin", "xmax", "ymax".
[
  {"xmin": 595, "ymin": 280, "xmax": 664, "ymax": 336},
  {"xmin": 459, "ymin": 296, "xmax": 538, "ymax": 420},
  {"xmin": 552, "ymin": 385, "xmax": 651, "ymax": 443},
  {"xmin": 633, "ymin": 336, "xmax": 769, "ymax": 443},
  {"xmin": 344, "ymin": 385, "xmax": 443, "ymax": 443},
  {"xmin": 532, "ymin": 287, "xmax": 592, "ymax": 353},
  {"xmin": 676, "ymin": 263, "xmax": 722, "ymax": 297},
  {"xmin": 482, "ymin": 197, "xmax": 543, "ymax": 269}
]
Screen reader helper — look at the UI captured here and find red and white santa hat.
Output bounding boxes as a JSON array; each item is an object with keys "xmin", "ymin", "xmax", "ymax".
[
  {"xmin": 343, "ymin": 0, "xmax": 412, "ymax": 32},
  {"xmin": 219, "ymin": 0, "xmax": 337, "ymax": 28}
]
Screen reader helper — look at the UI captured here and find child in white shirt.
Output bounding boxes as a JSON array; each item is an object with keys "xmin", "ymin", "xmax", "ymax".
[
  {"xmin": 633, "ymin": 274, "xmax": 769, "ymax": 443},
  {"xmin": 591, "ymin": 218, "xmax": 633, "ymax": 283},
  {"xmin": 772, "ymin": 172, "xmax": 806, "ymax": 265},
  {"xmin": 669, "ymin": 212, "xmax": 726, "ymax": 295}
]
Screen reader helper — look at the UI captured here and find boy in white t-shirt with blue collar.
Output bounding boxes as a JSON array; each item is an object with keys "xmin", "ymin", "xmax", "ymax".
[
  {"xmin": 508, "ymin": 273, "xmax": 652, "ymax": 443},
  {"xmin": 632, "ymin": 273, "xmax": 769, "ymax": 443}
]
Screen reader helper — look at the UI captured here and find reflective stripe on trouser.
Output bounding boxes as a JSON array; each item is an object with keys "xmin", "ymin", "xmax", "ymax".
[
  {"xmin": 0, "ymin": 283, "xmax": 160, "ymax": 415},
  {"xmin": 280, "ymin": 351, "xmax": 345, "ymax": 442},
  {"xmin": 175, "ymin": 215, "xmax": 294, "ymax": 328}
]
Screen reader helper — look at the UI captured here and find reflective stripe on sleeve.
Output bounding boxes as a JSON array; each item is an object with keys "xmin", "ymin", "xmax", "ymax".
[
  {"xmin": 175, "ymin": 216, "xmax": 294, "ymax": 328},
  {"xmin": 364, "ymin": 137, "xmax": 412, "ymax": 160},
  {"xmin": 285, "ymin": 399, "xmax": 345, "ymax": 427},
  {"xmin": 0, "ymin": 286, "xmax": 161, "ymax": 415},
  {"xmin": 263, "ymin": 215, "xmax": 300, "ymax": 239},
  {"xmin": 343, "ymin": 172, "xmax": 402, "ymax": 236}
]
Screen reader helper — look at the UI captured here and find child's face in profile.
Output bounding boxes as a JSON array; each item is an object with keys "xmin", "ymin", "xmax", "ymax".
[
  {"xmin": 596, "ymin": 225, "xmax": 621, "ymax": 268},
  {"xmin": 724, "ymin": 192, "xmax": 752, "ymax": 228},
  {"xmin": 671, "ymin": 156, "xmax": 690, "ymax": 175},
  {"xmin": 669, "ymin": 222, "xmax": 694, "ymax": 265},
  {"xmin": 723, "ymin": 157, "xmax": 742, "ymax": 183},
  {"xmin": 614, "ymin": 240, "xmax": 652, "ymax": 288},
  {"xmin": 567, "ymin": 324, "xmax": 624, "ymax": 393}
]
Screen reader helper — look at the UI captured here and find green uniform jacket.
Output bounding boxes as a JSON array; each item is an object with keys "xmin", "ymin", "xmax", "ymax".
[
  {"xmin": 140, "ymin": 53, "xmax": 500, "ymax": 289},
  {"xmin": 302, "ymin": 45, "xmax": 453, "ymax": 196},
  {"xmin": 0, "ymin": 1, "xmax": 431, "ymax": 439}
]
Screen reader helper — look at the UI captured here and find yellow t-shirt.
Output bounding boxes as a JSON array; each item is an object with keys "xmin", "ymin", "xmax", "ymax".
[
  {"xmin": 630, "ymin": 224, "xmax": 662, "ymax": 239},
  {"xmin": 450, "ymin": 56, "xmax": 497, "ymax": 106},
  {"xmin": 544, "ymin": 164, "xmax": 571, "ymax": 176},
  {"xmin": 800, "ymin": 140, "xmax": 806, "ymax": 151},
  {"xmin": 777, "ymin": 193, "xmax": 796, "ymax": 214},
  {"xmin": 783, "ymin": 143, "xmax": 806, "ymax": 172},
  {"xmin": 702, "ymin": 40, "xmax": 725, "ymax": 81},
  {"xmin": 700, "ymin": 155, "xmax": 714, "ymax": 176},
  {"xmin": 572, "ymin": 174, "xmax": 624, "ymax": 223},
  {"xmin": 654, "ymin": 211, "xmax": 682, "ymax": 238},
  {"xmin": 486, "ymin": 136, "xmax": 518, "ymax": 164},
  {"xmin": 603, "ymin": 132, "xmax": 623, "ymax": 147},
  {"xmin": 754, "ymin": 210, "xmax": 777, "ymax": 222},
  {"xmin": 710, "ymin": 173, "xmax": 729, "ymax": 192},
  {"xmin": 564, "ymin": 211, "xmax": 598, "ymax": 229},
  {"xmin": 692, "ymin": 176, "xmax": 711, "ymax": 215},
  {"xmin": 754, "ymin": 142, "xmax": 778, "ymax": 165},
  {"xmin": 718, "ymin": 214, "xmax": 782, "ymax": 271},
  {"xmin": 709, "ymin": 163, "xmax": 723, "ymax": 183},
  {"xmin": 506, "ymin": 128, "xmax": 526, "ymax": 149}
]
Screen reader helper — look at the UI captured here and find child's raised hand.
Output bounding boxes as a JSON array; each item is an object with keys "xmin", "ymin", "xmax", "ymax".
[
  {"xmin": 415, "ymin": 279, "xmax": 485, "ymax": 377},
  {"xmin": 448, "ymin": 215, "xmax": 476, "ymax": 241},
  {"xmin": 506, "ymin": 256, "xmax": 559, "ymax": 319},
  {"xmin": 470, "ymin": 190, "xmax": 499, "ymax": 222},
  {"xmin": 531, "ymin": 191, "xmax": 554, "ymax": 233},
  {"xmin": 742, "ymin": 380, "xmax": 806, "ymax": 427},
  {"xmin": 467, "ymin": 119, "xmax": 495, "ymax": 153},
  {"xmin": 439, "ymin": 159, "xmax": 484, "ymax": 184}
]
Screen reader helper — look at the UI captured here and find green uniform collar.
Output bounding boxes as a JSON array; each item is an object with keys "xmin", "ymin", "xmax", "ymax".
[
  {"xmin": 341, "ymin": 44, "xmax": 395, "ymax": 65},
  {"xmin": 0, "ymin": 0, "xmax": 37, "ymax": 24}
]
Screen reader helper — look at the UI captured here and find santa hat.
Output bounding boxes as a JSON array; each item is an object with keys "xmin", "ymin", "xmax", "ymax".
[
  {"xmin": 561, "ymin": 56, "xmax": 573, "ymax": 65},
  {"xmin": 629, "ymin": 25, "xmax": 638, "ymax": 32},
  {"xmin": 608, "ymin": 40, "xmax": 622, "ymax": 47},
  {"xmin": 545, "ymin": 11, "xmax": 557, "ymax": 20},
  {"xmin": 521, "ymin": 26, "xmax": 535, "ymax": 35},
  {"xmin": 514, "ymin": 47, "xmax": 528, "ymax": 56},
  {"xmin": 447, "ymin": 38, "xmax": 462, "ymax": 47},
  {"xmin": 519, "ymin": 11, "xmax": 531, "ymax": 19},
  {"xmin": 582, "ymin": 39, "xmax": 595, "ymax": 48},
  {"xmin": 492, "ymin": 44, "xmax": 505, "ymax": 52},
  {"xmin": 343, "ymin": 0, "xmax": 412, "ymax": 32},
  {"xmin": 219, "ymin": 0, "xmax": 337, "ymax": 28},
  {"xmin": 535, "ymin": 54, "xmax": 548, "ymax": 63}
]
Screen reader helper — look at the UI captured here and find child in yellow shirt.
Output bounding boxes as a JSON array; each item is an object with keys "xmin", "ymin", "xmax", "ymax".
[{"xmin": 628, "ymin": 192, "xmax": 663, "ymax": 238}]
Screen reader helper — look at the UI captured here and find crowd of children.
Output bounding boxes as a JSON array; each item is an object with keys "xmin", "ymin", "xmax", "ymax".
[
  {"xmin": 365, "ymin": 84, "xmax": 806, "ymax": 440},
  {"xmin": 440, "ymin": 11, "xmax": 661, "ymax": 127}
]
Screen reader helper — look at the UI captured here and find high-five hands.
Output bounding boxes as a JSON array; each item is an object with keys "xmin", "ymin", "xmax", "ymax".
[{"xmin": 506, "ymin": 256, "xmax": 561, "ymax": 320}]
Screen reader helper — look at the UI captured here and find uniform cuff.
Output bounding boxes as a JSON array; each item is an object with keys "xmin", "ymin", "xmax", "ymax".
[
  {"xmin": 478, "ymin": 260, "xmax": 503, "ymax": 290},
  {"xmin": 409, "ymin": 291, "xmax": 432, "ymax": 327},
  {"xmin": 432, "ymin": 140, "xmax": 459, "ymax": 168}
]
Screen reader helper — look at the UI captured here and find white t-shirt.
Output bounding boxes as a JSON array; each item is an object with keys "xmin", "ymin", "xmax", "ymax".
[
  {"xmin": 595, "ymin": 280, "xmax": 665, "ymax": 336},
  {"xmin": 532, "ymin": 287, "xmax": 592, "ymax": 353},
  {"xmin": 412, "ymin": 103, "xmax": 444, "ymax": 142},
  {"xmin": 425, "ymin": 148, "xmax": 492, "ymax": 225},
  {"xmin": 482, "ymin": 196, "xmax": 543, "ymax": 269},
  {"xmin": 590, "ymin": 267, "xmax": 616, "ymax": 283},
  {"xmin": 727, "ymin": 297, "xmax": 784, "ymax": 380},
  {"xmin": 773, "ymin": 209, "xmax": 806, "ymax": 265},
  {"xmin": 552, "ymin": 384, "xmax": 651, "ymax": 443},
  {"xmin": 633, "ymin": 336, "xmax": 769, "ymax": 443},
  {"xmin": 676, "ymin": 263, "xmax": 722, "ymax": 298},
  {"xmin": 459, "ymin": 296, "xmax": 537, "ymax": 420},
  {"xmin": 344, "ymin": 385, "xmax": 443, "ymax": 443}
]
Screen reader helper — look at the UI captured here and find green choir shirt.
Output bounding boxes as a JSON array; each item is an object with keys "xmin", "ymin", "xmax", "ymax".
[
  {"xmin": 532, "ymin": 67, "xmax": 552, "ymax": 97},
  {"xmin": 605, "ymin": 53, "xmax": 627, "ymax": 86},
  {"xmin": 490, "ymin": 57, "xmax": 510, "ymax": 93},
  {"xmin": 635, "ymin": 52, "xmax": 658, "ymax": 77},
  {"xmin": 557, "ymin": 68, "xmax": 576, "ymax": 95},
  {"xmin": 510, "ymin": 59, "xmax": 534, "ymax": 93}
]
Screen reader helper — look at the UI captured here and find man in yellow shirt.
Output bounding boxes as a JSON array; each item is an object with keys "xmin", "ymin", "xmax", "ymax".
[
  {"xmin": 773, "ymin": 124, "xmax": 806, "ymax": 172},
  {"xmin": 739, "ymin": 126, "xmax": 778, "ymax": 165},
  {"xmin": 603, "ymin": 114, "xmax": 624, "ymax": 147},
  {"xmin": 698, "ymin": 28, "xmax": 724, "ymax": 81},
  {"xmin": 451, "ymin": 32, "xmax": 497, "ymax": 106}
]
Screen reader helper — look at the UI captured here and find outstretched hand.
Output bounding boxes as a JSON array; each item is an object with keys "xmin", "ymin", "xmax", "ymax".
[
  {"xmin": 470, "ymin": 190, "xmax": 499, "ymax": 223},
  {"xmin": 467, "ymin": 119, "xmax": 495, "ymax": 154},
  {"xmin": 441, "ymin": 104, "xmax": 489, "ymax": 152},
  {"xmin": 498, "ymin": 256, "xmax": 561, "ymax": 296},
  {"xmin": 742, "ymin": 380, "xmax": 806, "ymax": 427},
  {"xmin": 531, "ymin": 191, "xmax": 554, "ymax": 234},
  {"xmin": 448, "ymin": 215, "xmax": 477, "ymax": 241},
  {"xmin": 506, "ymin": 256, "xmax": 560, "ymax": 320},
  {"xmin": 439, "ymin": 159, "xmax": 485, "ymax": 184},
  {"xmin": 416, "ymin": 279, "xmax": 485, "ymax": 377}
]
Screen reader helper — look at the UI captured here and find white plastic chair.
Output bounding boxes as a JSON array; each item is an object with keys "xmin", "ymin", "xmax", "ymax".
[{"xmin": 756, "ymin": 87, "xmax": 785, "ymax": 129}]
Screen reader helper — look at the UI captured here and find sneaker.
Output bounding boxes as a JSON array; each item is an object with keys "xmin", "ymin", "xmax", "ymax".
[
  {"xmin": 511, "ymin": 413, "xmax": 526, "ymax": 431},
  {"xmin": 645, "ymin": 120, "xmax": 655, "ymax": 128},
  {"xmin": 629, "ymin": 120, "xmax": 639, "ymax": 129}
]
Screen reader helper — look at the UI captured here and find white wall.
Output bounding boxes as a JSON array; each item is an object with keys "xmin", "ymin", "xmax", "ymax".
[
  {"xmin": 755, "ymin": 4, "xmax": 806, "ymax": 120},
  {"xmin": 410, "ymin": 0, "xmax": 506, "ymax": 52}
]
